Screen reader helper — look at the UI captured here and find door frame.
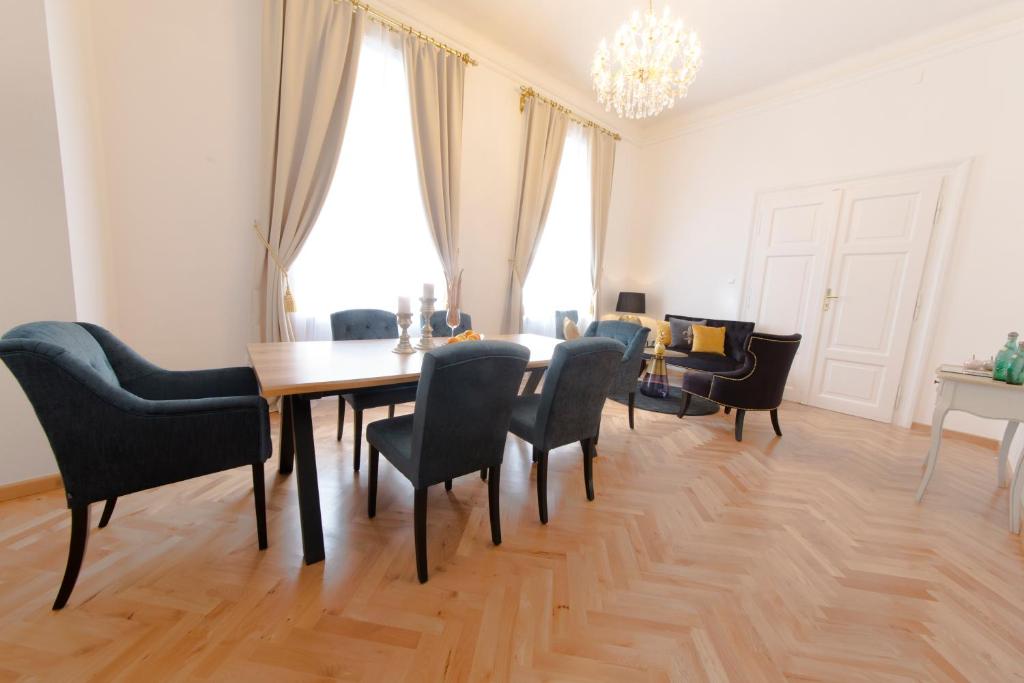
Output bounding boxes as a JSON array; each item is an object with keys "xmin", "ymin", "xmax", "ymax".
[{"xmin": 740, "ymin": 158, "xmax": 972, "ymax": 428}]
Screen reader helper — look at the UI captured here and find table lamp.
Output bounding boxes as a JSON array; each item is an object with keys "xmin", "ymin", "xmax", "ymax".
[{"xmin": 615, "ymin": 292, "xmax": 645, "ymax": 324}]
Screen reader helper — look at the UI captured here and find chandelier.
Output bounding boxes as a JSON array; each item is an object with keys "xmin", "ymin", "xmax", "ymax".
[{"xmin": 591, "ymin": 2, "xmax": 703, "ymax": 120}]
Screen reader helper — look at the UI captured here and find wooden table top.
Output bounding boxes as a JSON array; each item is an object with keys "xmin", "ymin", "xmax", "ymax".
[{"xmin": 248, "ymin": 333, "xmax": 562, "ymax": 398}]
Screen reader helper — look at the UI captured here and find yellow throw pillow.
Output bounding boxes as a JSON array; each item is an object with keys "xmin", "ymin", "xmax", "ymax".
[
  {"xmin": 656, "ymin": 320, "xmax": 672, "ymax": 347},
  {"xmin": 563, "ymin": 317, "xmax": 581, "ymax": 340},
  {"xmin": 691, "ymin": 324, "xmax": 726, "ymax": 355}
]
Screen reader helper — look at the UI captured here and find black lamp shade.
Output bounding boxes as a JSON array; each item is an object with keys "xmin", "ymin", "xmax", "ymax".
[{"xmin": 615, "ymin": 291, "xmax": 646, "ymax": 314}]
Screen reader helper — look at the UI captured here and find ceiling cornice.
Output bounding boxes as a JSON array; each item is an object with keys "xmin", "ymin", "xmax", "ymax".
[
  {"xmin": 638, "ymin": 2, "xmax": 1024, "ymax": 146},
  {"xmin": 369, "ymin": 0, "xmax": 645, "ymax": 145}
]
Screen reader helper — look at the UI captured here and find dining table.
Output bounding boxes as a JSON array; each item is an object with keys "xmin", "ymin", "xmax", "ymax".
[{"xmin": 247, "ymin": 333, "xmax": 563, "ymax": 564}]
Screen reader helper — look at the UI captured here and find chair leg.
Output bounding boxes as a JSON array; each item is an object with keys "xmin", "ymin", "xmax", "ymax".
[
  {"xmin": 487, "ymin": 465, "xmax": 502, "ymax": 545},
  {"xmin": 53, "ymin": 505, "xmax": 89, "ymax": 610},
  {"xmin": 734, "ymin": 409, "xmax": 746, "ymax": 442},
  {"xmin": 724, "ymin": 406, "xmax": 731, "ymax": 415},
  {"xmin": 536, "ymin": 449, "xmax": 549, "ymax": 524},
  {"xmin": 353, "ymin": 409, "xmax": 363, "ymax": 471},
  {"xmin": 388, "ymin": 404, "xmax": 396, "ymax": 418},
  {"xmin": 770, "ymin": 408, "xmax": 782, "ymax": 437},
  {"xmin": 678, "ymin": 392, "xmax": 692, "ymax": 418},
  {"xmin": 97, "ymin": 497, "xmax": 117, "ymax": 529},
  {"xmin": 480, "ymin": 468, "xmax": 487, "ymax": 481},
  {"xmin": 368, "ymin": 446, "xmax": 379, "ymax": 518},
  {"xmin": 582, "ymin": 438, "xmax": 595, "ymax": 501},
  {"xmin": 444, "ymin": 478, "xmax": 452, "ymax": 491},
  {"xmin": 414, "ymin": 488, "xmax": 428, "ymax": 583},
  {"xmin": 336, "ymin": 397, "xmax": 345, "ymax": 442},
  {"xmin": 628, "ymin": 392, "xmax": 636, "ymax": 429},
  {"xmin": 252, "ymin": 463, "xmax": 268, "ymax": 550}
]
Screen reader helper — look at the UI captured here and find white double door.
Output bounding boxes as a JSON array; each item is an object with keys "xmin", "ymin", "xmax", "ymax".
[{"xmin": 743, "ymin": 170, "xmax": 943, "ymax": 422}]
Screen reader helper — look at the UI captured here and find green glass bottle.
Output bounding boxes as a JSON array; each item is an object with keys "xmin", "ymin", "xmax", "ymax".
[
  {"xmin": 993, "ymin": 331, "xmax": 1020, "ymax": 381},
  {"xmin": 1009, "ymin": 343, "xmax": 1024, "ymax": 386}
]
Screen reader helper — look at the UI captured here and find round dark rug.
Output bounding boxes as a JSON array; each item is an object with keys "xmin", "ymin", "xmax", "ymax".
[{"xmin": 610, "ymin": 384, "xmax": 719, "ymax": 416}]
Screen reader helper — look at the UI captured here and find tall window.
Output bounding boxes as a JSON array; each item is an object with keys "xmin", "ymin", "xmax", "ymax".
[
  {"xmin": 288, "ymin": 26, "xmax": 445, "ymax": 340},
  {"xmin": 522, "ymin": 124, "xmax": 593, "ymax": 337}
]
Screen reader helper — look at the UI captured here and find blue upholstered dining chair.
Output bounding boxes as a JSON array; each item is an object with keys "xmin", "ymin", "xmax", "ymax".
[
  {"xmin": 365, "ymin": 340, "xmax": 529, "ymax": 583},
  {"xmin": 583, "ymin": 320, "xmax": 651, "ymax": 429},
  {"xmin": 423, "ymin": 310, "xmax": 472, "ymax": 337},
  {"xmin": 331, "ymin": 309, "xmax": 418, "ymax": 471},
  {"xmin": 0, "ymin": 322, "xmax": 271, "ymax": 609},
  {"xmin": 508, "ymin": 337, "xmax": 623, "ymax": 524},
  {"xmin": 554, "ymin": 310, "xmax": 579, "ymax": 340}
]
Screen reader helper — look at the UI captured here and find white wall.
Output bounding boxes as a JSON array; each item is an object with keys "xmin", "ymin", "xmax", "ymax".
[
  {"xmin": 0, "ymin": 0, "xmax": 77, "ymax": 485},
  {"xmin": 87, "ymin": 0, "xmax": 262, "ymax": 369},
  {"xmin": 632, "ymin": 14, "xmax": 1024, "ymax": 440}
]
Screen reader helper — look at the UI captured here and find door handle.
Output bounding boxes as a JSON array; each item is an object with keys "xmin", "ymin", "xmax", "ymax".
[{"xmin": 823, "ymin": 288, "xmax": 839, "ymax": 311}]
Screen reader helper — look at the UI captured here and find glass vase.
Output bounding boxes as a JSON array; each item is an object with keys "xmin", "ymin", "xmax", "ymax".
[
  {"xmin": 993, "ymin": 331, "xmax": 1020, "ymax": 381},
  {"xmin": 1009, "ymin": 344, "xmax": 1024, "ymax": 386}
]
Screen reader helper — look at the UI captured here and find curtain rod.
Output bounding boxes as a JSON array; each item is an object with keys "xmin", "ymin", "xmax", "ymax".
[
  {"xmin": 336, "ymin": 0, "xmax": 478, "ymax": 65},
  {"xmin": 519, "ymin": 86, "xmax": 621, "ymax": 141}
]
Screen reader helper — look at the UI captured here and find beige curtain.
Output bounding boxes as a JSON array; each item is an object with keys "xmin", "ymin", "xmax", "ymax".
[
  {"xmin": 503, "ymin": 98, "xmax": 569, "ymax": 333},
  {"xmin": 258, "ymin": 0, "xmax": 364, "ymax": 343},
  {"xmin": 403, "ymin": 38, "xmax": 465, "ymax": 295},
  {"xmin": 588, "ymin": 128, "xmax": 617, "ymax": 317}
]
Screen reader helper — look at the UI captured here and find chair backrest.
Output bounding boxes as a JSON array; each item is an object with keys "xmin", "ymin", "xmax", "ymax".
[
  {"xmin": 583, "ymin": 320, "xmax": 650, "ymax": 394},
  {"xmin": 410, "ymin": 341, "xmax": 529, "ymax": 486},
  {"xmin": 330, "ymin": 309, "xmax": 398, "ymax": 341},
  {"xmin": 739, "ymin": 333, "xmax": 802, "ymax": 409},
  {"xmin": 1, "ymin": 321, "xmax": 119, "ymax": 387},
  {"xmin": 425, "ymin": 310, "xmax": 472, "ymax": 337},
  {"xmin": 534, "ymin": 337, "xmax": 623, "ymax": 450},
  {"xmin": 554, "ymin": 310, "xmax": 579, "ymax": 340},
  {"xmin": 665, "ymin": 314, "xmax": 754, "ymax": 363}
]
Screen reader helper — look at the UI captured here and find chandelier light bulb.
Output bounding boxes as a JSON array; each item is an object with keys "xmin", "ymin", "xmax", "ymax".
[{"xmin": 591, "ymin": 2, "xmax": 703, "ymax": 120}]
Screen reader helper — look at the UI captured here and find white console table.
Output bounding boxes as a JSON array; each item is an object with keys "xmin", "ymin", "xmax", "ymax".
[{"xmin": 916, "ymin": 369, "xmax": 1024, "ymax": 532}]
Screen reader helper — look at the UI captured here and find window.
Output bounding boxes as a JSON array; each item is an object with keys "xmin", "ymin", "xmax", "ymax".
[
  {"xmin": 522, "ymin": 124, "xmax": 593, "ymax": 337},
  {"xmin": 288, "ymin": 26, "xmax": 445, "ymax": 341}
]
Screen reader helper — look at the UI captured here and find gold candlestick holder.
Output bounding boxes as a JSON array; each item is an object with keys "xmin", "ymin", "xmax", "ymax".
[
  {"xmin": 415, "ymin": 297, "xmax": 437, "ymax": 350},
  {"xmin": 393, "ymin": 312, "xmax": 415, "ymax": 354}
]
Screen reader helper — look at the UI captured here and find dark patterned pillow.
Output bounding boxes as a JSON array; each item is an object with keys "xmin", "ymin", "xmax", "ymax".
[{"xmin": 669, "ymin": 319, "xmax": 707, "ymax": 352}]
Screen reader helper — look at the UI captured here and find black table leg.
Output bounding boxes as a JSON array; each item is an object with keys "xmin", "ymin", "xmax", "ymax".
[
  {"xmin": 279, "ymin": 395, "xmax": 294, "ymax": 475},
  {"xmin": 290, "ymin": 396, "xmax": 325, "ymax": 564},
  {"xmin": 522, "ymin": 367, "xmax": 545, "ymax": 395}
]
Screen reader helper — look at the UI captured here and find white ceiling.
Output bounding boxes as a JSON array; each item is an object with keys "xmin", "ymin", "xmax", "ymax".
[{"xmin": 397, "ymin": 0, "xmax": 1010, "ymax": 125}]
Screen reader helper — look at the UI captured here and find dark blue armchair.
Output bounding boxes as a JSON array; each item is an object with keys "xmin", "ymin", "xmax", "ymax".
[
  {"xmin": 508, "ymin": 337, "xmax": 623, "ymax": 523},
  {"xmin": 330, "ymin": 309, "xmax": 418, "ymax": 470},
  {"xmin": 366, "ymin": 341, "xmax": 529, "ymax": 583},
  {"xmin": 0, "ymin": 322, "xmax": 271, "ymax": 609},
  {"xmin": 584, "ymin": 320, "xmax": 651, "ymax": 429}
]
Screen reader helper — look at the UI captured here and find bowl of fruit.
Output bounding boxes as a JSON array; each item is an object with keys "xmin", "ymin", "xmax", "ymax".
[{"xmin": 447, "ymin": 330, "xmax": 482, "ymax": 344}]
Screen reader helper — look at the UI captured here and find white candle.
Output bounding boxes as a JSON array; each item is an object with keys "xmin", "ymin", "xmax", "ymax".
[
  {"xmin": 397, "ymin": 296, "xmax": 411, "ymax": 314},
  {"xmin": 423, "ymin": 282, "xmax": 434, "ymax": 299}
]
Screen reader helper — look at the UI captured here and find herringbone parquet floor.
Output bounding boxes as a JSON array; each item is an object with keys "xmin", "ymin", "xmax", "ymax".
[{"xmin": 1, "ymin": 397, "xmax": 1022, "ymax": 681}]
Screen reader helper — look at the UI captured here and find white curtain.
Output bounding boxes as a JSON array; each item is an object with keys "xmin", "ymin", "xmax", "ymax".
[
  {"xmin": 522, "ymin": 124, "xmax": 593, "ymax": 337},
  {"xmin": 589, "ymin": 128, "xmax": 617, "ymax": 318},
  {"xmin": 258, "ymin": 0, "xmax": 364, "ymax": 343},
  {"xmin": 288, "ymin": 24, "xmax": 445, "ymax": 341},
  {"xmin": 503, "ymin": 97, "xmax": 569, "ymax": 333},
  {"xmin": 403, "ymin": 37, "xmax": 465, "ymax": 299}
]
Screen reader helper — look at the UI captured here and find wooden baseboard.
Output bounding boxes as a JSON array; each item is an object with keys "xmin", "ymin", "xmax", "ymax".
[
  {"xmin": 0, "ymin": 473, "xmax": 63, "ymax": 503},
  {"xmin": 911, "ymin": 422, "xmax": 1000, "ymax": 450}
]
